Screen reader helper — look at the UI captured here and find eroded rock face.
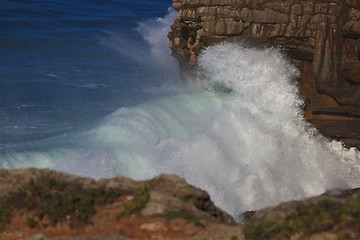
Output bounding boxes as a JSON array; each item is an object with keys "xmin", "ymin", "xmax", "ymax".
[{"xmin": 168, "ymin": 0, "xmax": 360, "ymax": 148}]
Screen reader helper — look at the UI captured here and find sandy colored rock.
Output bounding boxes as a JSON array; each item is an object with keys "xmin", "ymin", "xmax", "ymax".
[
  {"xmin": 308, "ymin": 232, "xmax": 338, "ymax": 240},
  {"xmin": 140, "ymin": 222, "xmax": 168, "ymax": 231}
]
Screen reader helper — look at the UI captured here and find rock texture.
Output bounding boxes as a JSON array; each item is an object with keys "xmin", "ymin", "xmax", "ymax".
[
  {"xmin": 168, "ymin": 0, "xmax": 360, "ymax": 148},
  {"xmin": 244, "ymin": 189, "xmax": 360, "ymax": 239},
  {"xmin": 2, "ymin": 169, "xmax": 360, "ymax": 239},
  {"xmin": 0, "ymin": 168, "xmax": 239, "ymax": 240}
]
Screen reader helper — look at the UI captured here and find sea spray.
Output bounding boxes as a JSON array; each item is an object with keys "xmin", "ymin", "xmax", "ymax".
[
  {"xmin": 136, "ymin": 8, "xmax": 179, "ymax": 76},
  {"xmin": 138, "ymin": 42, "xmax": 360, "ymax": 219},
  {"xmin": 169, "ymin": 42, "xmax": 360, "ymax": 216},
  {"xmin": 101, "ymin": 8, "xmax": 179, "ymax": 79},
  {"xmin": 1, "ymin": 7, "xmax": 360, "ymax": 220}
]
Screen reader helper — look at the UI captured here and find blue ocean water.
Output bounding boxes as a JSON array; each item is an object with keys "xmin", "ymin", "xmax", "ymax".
[
  {"xmin": 2, "ymin": 0, "xmax": 360, "ymax": 219},
  {"xmin": 1, "ymin": 0, "xmax": 176, "ymax": 147}
]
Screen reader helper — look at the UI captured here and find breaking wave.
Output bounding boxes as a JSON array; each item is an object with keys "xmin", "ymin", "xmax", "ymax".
[{"xmin": 2, "ymin": 9, "xmax": 360, "ymax": 220}]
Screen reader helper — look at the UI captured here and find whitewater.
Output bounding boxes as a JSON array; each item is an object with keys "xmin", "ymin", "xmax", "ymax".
[{"xmin": 2, "ymin": 7, "xmax": 360, "ymax": 220}]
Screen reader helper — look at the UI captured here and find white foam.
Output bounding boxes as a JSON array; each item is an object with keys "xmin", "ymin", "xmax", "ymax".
[{"xmin": 159, "ymin": 42, "xmax": 360, "ymax": 216}]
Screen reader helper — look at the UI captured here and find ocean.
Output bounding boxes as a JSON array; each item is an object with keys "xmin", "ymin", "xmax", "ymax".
[{"xmin": 1, "ymin": 0, "xmax": 360, "ymax": 220}]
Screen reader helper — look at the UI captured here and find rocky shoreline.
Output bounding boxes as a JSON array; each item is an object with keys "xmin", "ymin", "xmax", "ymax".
[
  {"xmin": 168, "ymin": 0, "xmax": 360, "ymax": 148},
  {"xmin": 0, "ymin": 168, "xmax": 359, "ymax": 239}
]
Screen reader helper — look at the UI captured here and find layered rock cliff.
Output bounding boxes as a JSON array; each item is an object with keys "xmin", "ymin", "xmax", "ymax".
[{"xmin": 168, "ymin": 0, "xmax": 360, "ymax": 148}]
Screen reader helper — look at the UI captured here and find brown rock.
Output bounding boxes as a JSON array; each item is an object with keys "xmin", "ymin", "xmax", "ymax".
[
  {"xmin": 246, "ymin": 191, "xmax": 360, "ymax": 239},
  {"xmin": 4, "ymin": 169, "xmax": 360, "ymax": 239},
  {"xmin": 140, "ymin": 222, "xmax": 168, "ymax": 231},
  {"xmin": 308, "ymin": 232, "xmax": 338, "ymax": 240},
  {"xmin": 0, "ymin": 169, "xmax": 236, "ymax": 240}
]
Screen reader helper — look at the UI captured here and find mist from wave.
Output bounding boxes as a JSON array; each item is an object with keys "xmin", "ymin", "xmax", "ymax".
[{"xmin": 1, "ymin": 7, "xmax": 360, "ymax": 220}]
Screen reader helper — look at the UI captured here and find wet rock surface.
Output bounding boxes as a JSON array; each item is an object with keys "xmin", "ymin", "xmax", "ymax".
[{"xmin": 168, "ymin": 0, "xmax": 360, "ymax": 148}]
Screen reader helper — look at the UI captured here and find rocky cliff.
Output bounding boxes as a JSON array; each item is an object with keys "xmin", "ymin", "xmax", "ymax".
[{"xmin": 168, "ymin": 0, "xmax": 360, "ymax": 148}]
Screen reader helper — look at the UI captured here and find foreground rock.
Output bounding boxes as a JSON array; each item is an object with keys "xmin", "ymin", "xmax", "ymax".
[
  {"xmin": 245, "ymin": 189, "xmax": 360, "ymax": 239},
  {"xmin": 0, "ymin": 168, "xmax": 240, "ymax": 240},
  {"xmin": 168, "ymin": 0, "xmax": 360, "ymax": 148},
  {"xmin": 1, "ymin": 168, "xmax": 360, "ymax": 239}
]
